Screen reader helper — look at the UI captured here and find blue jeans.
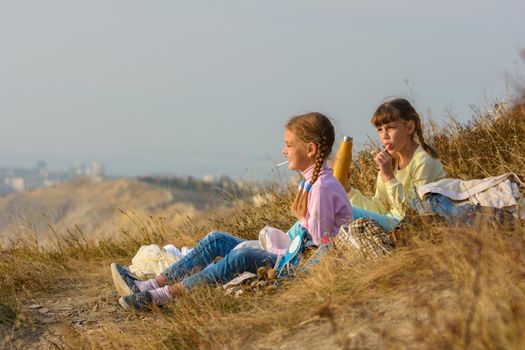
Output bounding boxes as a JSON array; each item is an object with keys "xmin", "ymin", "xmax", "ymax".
[
  {"xmin": 414, "ymin": 193, "xmax": 511, "ymax": 226},
  {"xmin": 352, "ymin": 207, "xmax": 401, "ymax": 232},
  {"xmin": 414, "ymin": 193, "xmax": 479, "ymax": 225},
  {"xmin": 161, "ymin": 231, "xmax": 277, "ymax": 290}
]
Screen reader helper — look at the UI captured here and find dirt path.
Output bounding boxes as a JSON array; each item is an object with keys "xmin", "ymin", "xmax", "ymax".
[
  {"xmin": 2, "ymin": 259, "xmax": 361, "ymax": 349},
  {"xmin": 2, "ymin": 259, "xmax": 141, "ymax": 349}
]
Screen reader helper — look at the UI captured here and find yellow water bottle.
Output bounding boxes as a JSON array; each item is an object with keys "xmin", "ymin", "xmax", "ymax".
[{"xmin": 332, "ymin": 136, "xmax": 353, "ymax": 187}]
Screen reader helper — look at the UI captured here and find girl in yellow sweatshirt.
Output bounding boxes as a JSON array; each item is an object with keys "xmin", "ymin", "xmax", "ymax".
[{"xmin": 348, "ymin": 98, "xmax": 446, "ymax": 232}]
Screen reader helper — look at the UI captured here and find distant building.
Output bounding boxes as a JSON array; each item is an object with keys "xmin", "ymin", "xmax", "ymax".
[
  {"xmin": 70, "ymin": 161, "xmax": 105, "ymax": 178},
  {"xmin": 203, "ymin": 175, "xmax": 216, "ymax": 184},
  {"xmin": 10, "ymin": 177, "xmax": 25, "ymax": 192},
  {"xmin": 36, "ymin": 161, "xmax": 47, "ymax": 174},
  {"xmin": 72, "ymin": 162, "xmax": 84, "ymax": 177},
  {"xmin": 88, "ymin": 162, "xmax": 104, "ymax": 178},
  {"xmin": 0, "ymin": 160, "xmax": 105, "ymax": 196}
]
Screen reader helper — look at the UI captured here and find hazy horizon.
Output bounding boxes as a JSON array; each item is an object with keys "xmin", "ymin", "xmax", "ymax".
[{"xmin": 1, "ymin": 0, "xmax": 524, "ymax": 180}]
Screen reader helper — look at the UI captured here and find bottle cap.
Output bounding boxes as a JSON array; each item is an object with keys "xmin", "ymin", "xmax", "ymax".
[{"xmin": 343, "ymin": 136, "xmax": 353, "ymax": 143}]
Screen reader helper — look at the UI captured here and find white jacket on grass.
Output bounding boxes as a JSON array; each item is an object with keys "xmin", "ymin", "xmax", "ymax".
[{"xmin": 416, "ymin": 172, "xmax": 524, "ymax": 218}]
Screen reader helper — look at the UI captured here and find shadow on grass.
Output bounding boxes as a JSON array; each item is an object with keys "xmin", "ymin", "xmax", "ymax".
[{"xmin": 0, "ymin": 301, "xmax": 16, "ymax": 333}]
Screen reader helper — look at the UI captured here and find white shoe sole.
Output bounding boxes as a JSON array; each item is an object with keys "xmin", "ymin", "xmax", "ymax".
[
  {"xmin": 118, "ymin": 296, "xmax": 131, "ymax": 310},
  {"xmin": 111, "ymin": 263, "xmax": 133, "ymax": 297}
]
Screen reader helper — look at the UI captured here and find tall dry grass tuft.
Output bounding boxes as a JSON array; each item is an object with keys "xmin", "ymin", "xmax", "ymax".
[{"xmin": 430, "ymin": 101, "xmax": 525, "ymax": 180}]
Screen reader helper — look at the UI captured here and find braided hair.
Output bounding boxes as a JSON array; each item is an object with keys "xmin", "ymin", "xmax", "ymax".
[
  {"xmin": 371, "ymin": 98, "xmax": 438, "ymax": 158},
  {"xmin": 286, "ymin": 112, "xmax": 335, "ymax": 219}
]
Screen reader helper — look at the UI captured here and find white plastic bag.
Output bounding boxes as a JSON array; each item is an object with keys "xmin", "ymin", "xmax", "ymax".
[{"xmin": 128, "ymin": 244, "xmax": 179, "ymax": 279}]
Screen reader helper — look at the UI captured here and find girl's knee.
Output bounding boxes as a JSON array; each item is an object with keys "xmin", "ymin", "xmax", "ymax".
[
  {"xmin": 204, "ymin": 230, "xmax": 228, "ymax": 241},
  {"xmin": 226, "ymin": 248, "xmax": 247, "ymax": 260},
  {"xmin": 225, "ymin": 248, "xmax": 275, "ymax": 269}
]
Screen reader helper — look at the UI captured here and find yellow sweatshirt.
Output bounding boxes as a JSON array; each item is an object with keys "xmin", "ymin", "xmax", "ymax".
[{"xmin": 348, "ymin": 145, "xmax": 446, "ymax": 219}]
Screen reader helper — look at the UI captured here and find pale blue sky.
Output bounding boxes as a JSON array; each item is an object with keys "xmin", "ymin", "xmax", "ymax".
[{"xmin": 0, "ymin": 0, "xmax": 523, "ymax": 179}]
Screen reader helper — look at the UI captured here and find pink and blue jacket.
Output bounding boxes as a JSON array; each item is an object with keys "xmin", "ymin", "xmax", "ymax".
[{"xmin": 299, "ymin": 162, "xmax": 353, "ymax": 244}]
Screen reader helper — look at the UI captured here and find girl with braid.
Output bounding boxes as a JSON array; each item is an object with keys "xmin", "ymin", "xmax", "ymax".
[
  {"xmin": 286, "ymin": 113, "xmax": 353, "ymax": 244},
  {"xmin": 112, "ymin": 112, "xmax": 353, "ymax": 311},
  {"xmin": 347, "ymin": 98, "xmax": 446, "ymax": 232}
]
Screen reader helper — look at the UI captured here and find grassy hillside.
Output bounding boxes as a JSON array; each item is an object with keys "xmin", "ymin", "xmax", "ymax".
[
  {"xmin": 1, "ymin": 94, "xmax": 524, "ymax": 349},
  {"xmin": 0, "ymin": 176, "xmax": 234, "ymax": 248}
]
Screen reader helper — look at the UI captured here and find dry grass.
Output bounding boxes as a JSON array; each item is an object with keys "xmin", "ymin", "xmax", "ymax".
[{"xmin": 1, "ymin": 94, "xmax": 525, "ymax": 349}]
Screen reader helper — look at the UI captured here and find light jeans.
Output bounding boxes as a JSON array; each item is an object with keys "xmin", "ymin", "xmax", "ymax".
[
  {"xmin": 351, "ymin": 207, "xmax": 401, "ymax": 232},
  {"xmin": 161, "ymin": 231, "xmax": 277, "ymax": 290}
]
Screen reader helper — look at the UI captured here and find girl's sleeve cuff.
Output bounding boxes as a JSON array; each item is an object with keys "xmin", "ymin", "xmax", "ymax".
[{"xmin": 384, "ymin": 177, "xmax": 400, "ymax": 189}]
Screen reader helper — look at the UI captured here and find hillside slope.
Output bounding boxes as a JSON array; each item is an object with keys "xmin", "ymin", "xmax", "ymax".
[
  {"xmin": 0, "ymin": 177, "xmax": 203, "ymax": 248},
  {"xmin": 1, "ymin": 95, "xmax": 524, "ymax": 349}
]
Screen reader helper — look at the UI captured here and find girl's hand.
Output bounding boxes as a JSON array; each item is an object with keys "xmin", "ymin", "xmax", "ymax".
[{"xmin": 374, "ymin": 150, "xmax": 395, "ymax": 181}]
